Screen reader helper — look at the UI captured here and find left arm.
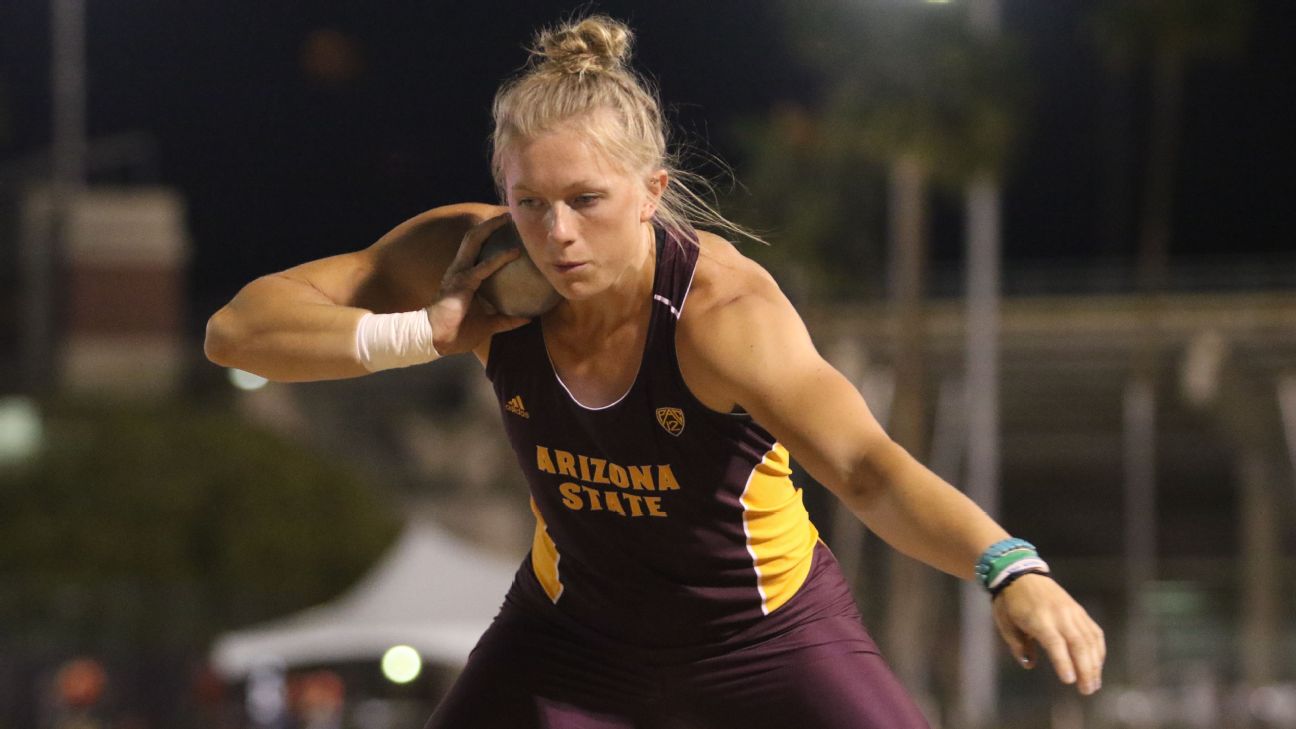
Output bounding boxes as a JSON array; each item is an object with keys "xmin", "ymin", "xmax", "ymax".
[
  {"xmin": 677, "ymin": 256, "xmax": 1104, "ymax": 695},
  {"xmin": 679, "ymin": 274, "xmax": 1003, "ymax": 578}
]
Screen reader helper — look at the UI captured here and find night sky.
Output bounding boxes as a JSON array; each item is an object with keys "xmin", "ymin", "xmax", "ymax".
[{"xmin": 1, "ymin": 0, "xmax": 1292, "ymax": 322}]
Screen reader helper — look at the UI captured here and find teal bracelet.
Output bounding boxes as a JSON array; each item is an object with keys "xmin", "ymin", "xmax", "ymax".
[
  {"xmin": 974, "ymin": 538, "xmax": 1034, "ymax": 577},
  {"xmin": 974, "ymin": 538, "xmax": 1038, "ymax": 591},
  {"xmin": 984, "ymin": 548, "xmax": 1037, "ymax": 587}
]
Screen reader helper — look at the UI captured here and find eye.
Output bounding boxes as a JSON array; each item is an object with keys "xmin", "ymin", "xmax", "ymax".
[
  {"xmin": 572, "ymin": 193, "xmax": 601, "ymax": 208},
  {"xmin": 516, "ymin": 197, "xmax": 543, "ymax": 210}
]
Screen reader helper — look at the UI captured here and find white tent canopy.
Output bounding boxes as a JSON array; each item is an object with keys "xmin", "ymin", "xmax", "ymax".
[{"xmin": 210, "ymin": 518, "xmax": 520, "ymax": 679}]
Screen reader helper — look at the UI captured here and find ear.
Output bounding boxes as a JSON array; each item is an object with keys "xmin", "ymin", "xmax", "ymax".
[{"xmin": 640, "ymin": 169, "xmax": 669, "ymax": 223}]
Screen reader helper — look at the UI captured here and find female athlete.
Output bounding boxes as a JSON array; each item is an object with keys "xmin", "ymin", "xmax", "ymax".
[{"xmin": 206, "ymin": 15, "xmax": 1104, "ymax": 729}]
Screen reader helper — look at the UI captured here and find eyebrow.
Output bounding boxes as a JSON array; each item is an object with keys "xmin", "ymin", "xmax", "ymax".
[{"xmin": 510, "ymin": 180, "xmax": 609, "ymax": 193}]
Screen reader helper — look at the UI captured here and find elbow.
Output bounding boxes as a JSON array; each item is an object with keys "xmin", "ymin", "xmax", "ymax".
[
  {"xmin": 833, "ymin": 470, "xmax": 882, "ymax": 515},
  {"xmin": 833, "ymin": 439, "xmax": 902, "ymax": 511}
]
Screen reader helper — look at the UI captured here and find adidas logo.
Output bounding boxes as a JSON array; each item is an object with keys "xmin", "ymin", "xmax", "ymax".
[{"xmin": 505, "ymin": 395, "xmax": 530, "ymax": 418}]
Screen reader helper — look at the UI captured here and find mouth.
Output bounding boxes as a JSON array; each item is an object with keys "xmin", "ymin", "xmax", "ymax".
[{"xmin": 552, "ymin": 261, "xmax": 588, "ymax": 274}]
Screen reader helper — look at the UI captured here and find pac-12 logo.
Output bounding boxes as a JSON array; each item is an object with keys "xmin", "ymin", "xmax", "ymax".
[{"xmin": 655, "ymin": 407, "xmax": 685, "ymax": 436}]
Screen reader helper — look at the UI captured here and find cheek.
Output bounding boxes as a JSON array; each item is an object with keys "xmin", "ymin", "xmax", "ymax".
[
  {"xmin": 505, "ymin": 207, "xmax": 544, "ymax": 243},
  {"xmin": 513, "ymin": 217, "xmax": 547, "ymax": 251}
]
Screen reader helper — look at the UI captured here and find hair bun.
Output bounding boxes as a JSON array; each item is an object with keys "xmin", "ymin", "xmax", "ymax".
[{"xmin": 533, "ymin": 15, "xmax": 633, "ymax": 75}]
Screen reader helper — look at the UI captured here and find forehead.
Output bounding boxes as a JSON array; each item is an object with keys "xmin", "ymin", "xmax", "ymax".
[{"xmin": 501, "ymin": 124, "xmax": 632, "ymax": 190}]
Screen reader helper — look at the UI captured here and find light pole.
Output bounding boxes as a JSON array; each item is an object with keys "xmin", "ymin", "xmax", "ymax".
[
  {"xmin": 959, "ymin": 1, "xmax": 1003, "ymax": 728},
  {"xmin": 24, "ymin": 0, "xmax": 87, "ymax": 393}
]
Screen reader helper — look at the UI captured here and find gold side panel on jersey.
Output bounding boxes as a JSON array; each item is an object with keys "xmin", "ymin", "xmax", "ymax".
[
  {"xmin": 740, "ymin": 443, "xmax": 819, "ymax": 615},
  {"xmin": 529, "ymin": 498, "xmax": 564, "ymax": 603}
]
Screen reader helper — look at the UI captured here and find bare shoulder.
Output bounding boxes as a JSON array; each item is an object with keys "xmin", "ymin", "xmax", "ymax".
[
  {"xmin": 677, "ymin": 231, "xmax": 807, "ymax": 411},
  {"xmin": 681, "ymin": 230, "xmax": 788, "ymax": 326}
]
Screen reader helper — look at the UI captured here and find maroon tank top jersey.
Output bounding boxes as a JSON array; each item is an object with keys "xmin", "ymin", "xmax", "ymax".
[{"xmin": 485, "ymin": 226, "xmax": 821, "ymax": 647}]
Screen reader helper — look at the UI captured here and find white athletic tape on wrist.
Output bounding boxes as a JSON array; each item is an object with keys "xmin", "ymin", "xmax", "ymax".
[{"xmin": 354, "ymin": 310, "xmax": 441, "ymax": 372}]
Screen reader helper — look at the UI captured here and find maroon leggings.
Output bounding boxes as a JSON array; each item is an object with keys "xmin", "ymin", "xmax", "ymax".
[{"xmin": 425, "ymin": 547, "xmax": 930, "ymax": 729}]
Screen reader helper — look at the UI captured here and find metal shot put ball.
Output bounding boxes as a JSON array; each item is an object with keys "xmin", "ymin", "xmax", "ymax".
[{"xmin": 475, "ymin": 222, "xmax": 562, "ymax": 318}]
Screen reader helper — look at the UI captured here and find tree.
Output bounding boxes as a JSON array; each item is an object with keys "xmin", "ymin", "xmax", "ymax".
[
  {"xmin": 0, "ymin": 399, "xmax": 401, "ymax": 650},
  {"xmin": 1091, "ymin": 0, "xmax": 1251, "ymax": 289},
  {"xmin": 731, "ymin": 2, "xmax": 1027, "ymax": 716},
  {"xmin": 727, "ymin": 104, "xmax": 888, "ymax": 303}
]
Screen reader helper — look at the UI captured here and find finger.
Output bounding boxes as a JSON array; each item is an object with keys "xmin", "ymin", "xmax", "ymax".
[
  {"xmin": 1038, "ymin": 631, "xmax": 1078, "ymax": 688},
  {"xmin": 465, "ymin": 246, "xmax": 523, "ymax": 285},
  {"xmin": 1076, "ymin": 617, "xmax": 1106, "ymax": 694},
  {"xmin": 1062, "ymin": 621, "xmax": 1101, "ymax": 695},
  {"xmin": 439, "ymin": 247, "xmax": 521, "ymax": 300},
  {"xmin": 1094, "ymin": 621, "xmax": 1107, "ymax": 670},
  {"xmin": 1060, "ymin": 611, "xmax": 1104, "ymax": 695},
  {"xmin": 994, "ymin": 599, "xmax": 1040, "ymax": 670},
  {"xmin": 450, "ymin": 213, "xmax": 513, "ymax": 270},
  {"xmin": 1021, "ymin": 640, "xmax": 1038, "ymax": 670},
  {"xmin": 993, "ymin": 607, "xmax": 1034, "ymax": 669}
]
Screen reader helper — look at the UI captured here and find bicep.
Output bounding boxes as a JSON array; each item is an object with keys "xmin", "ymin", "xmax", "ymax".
[
  {"xmin": 351, "ymin": 205, "xmax": 490, "ymax": 311},
  {"xmin": 269, "ymin": 204, "xmax": 491, "ymax": 313},
  {"xmin": 692, "ymin": 294, "xmax": 890, "ymax": 497},
  {"xmin": 741, "ymin": 342, "xmax": 891, "ymax": 495},
  {"xmin": 749, "ymin": 357, "xmax": 889, "ymax": 497}
]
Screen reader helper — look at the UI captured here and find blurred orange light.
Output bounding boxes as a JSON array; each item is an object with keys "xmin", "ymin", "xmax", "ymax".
[{"xmin": 56, "ymin": 657, "xmax": 107, "ymax": 708}]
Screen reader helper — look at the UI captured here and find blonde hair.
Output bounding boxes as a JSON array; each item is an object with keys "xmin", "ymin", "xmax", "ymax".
[{"xmin": 490, "ymin": 15, "xmax": 760, "ymax": 243}]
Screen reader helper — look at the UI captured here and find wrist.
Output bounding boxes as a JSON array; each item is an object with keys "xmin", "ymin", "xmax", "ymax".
[
  {"xmin": 354, "ymin": 310, "xmax": 441, "ymax": 372},
  {"xmin": 990, "ymin": 568, "xmax": 1054, "ymax": 600},
  {"xmin": 974, "ymin": 537, "xmax": 1051, "ymax": 595}
]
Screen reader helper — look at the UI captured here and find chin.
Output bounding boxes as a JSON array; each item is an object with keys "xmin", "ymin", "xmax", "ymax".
[
  {"xmin": 555, "ymin": 278, "xmax": 608, "ymax": 301},
  {"xmin": 556, "ymin": 284, "xmax": 593, "ymax": 301}
]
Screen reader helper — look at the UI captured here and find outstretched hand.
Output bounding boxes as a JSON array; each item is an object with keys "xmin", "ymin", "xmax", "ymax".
[
  {"xmin": 426, "ymin": 213, "xmax": 533, "ymax": 355},
  {"xmin": 992, "ymin": 574, "xmax": 1106, "ymax": 695}
]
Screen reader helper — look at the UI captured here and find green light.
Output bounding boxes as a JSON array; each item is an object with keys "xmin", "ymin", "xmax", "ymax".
[
  {"xmin": 381, "ymin": 645, "xmax": 422, "ymax": 684},
  {"xmin": 0, "ymin": 397, "xmax": 42, "ymax": 465}
]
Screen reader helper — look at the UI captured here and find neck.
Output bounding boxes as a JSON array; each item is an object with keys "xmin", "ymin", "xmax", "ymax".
[{"xmin": 550, "ymin": 222, "xmax": 656, "ymax": 335}]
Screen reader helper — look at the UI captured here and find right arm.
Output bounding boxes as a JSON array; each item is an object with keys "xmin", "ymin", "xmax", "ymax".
[{"xmin": 204, "ymin": 202, "xmax": 523, "ymax": 381}]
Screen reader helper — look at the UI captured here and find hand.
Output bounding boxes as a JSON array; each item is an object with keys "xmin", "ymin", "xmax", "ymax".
[
  {"xmin": 992, "ymin": 573, "xmax": 1106, "ymax": 695},
  {"xmin": 426, "ymin": 213, "xmax": 532, "ymax": 355}
]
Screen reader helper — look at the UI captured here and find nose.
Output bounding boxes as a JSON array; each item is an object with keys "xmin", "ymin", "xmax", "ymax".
[{"xmin": 545, "ymin": 203, "xmax": 576, "ymax": 245}]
